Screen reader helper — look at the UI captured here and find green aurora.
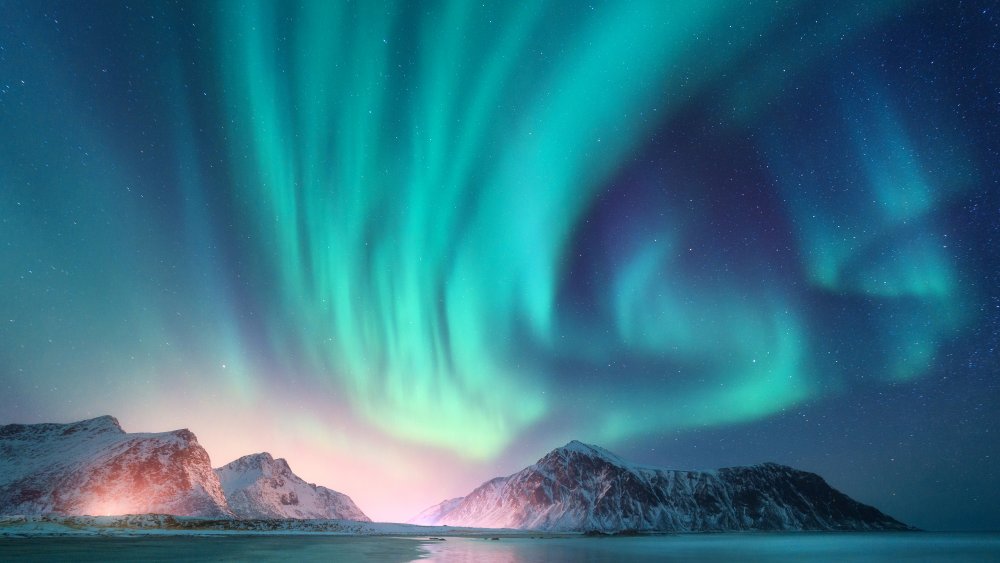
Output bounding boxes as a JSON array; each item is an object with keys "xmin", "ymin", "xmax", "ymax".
[
  {"xmin": 202, "ymin": 0, "xmax": 970, "ymax": 457},
  {"xmin": 1, "ymin": 0, "xmax": 995, "ymax": 527}
]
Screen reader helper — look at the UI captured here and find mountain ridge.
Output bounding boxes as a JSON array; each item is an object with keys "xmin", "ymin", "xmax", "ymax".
[
  {"xmin": 215, "ymin": 452, "xmax": 370, "ymax": 521},
  {"xmin": 0, "ymin": 416, "xmax": 232, "ymax": 517},
  {"xmin": 0, "ymin": 416, "xmax": 369, "ymax": 522},
  {"xmin": 410, "ymin": 440, "xmax": 913, "ymax": 532}
]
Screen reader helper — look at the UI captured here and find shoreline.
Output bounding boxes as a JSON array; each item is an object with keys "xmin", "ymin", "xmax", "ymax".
[
  {"xmin": 0, "ymin": 514, "xmax": 933, "ymax": 539},
  {"xmin": 0, "ymin": 514, "xmax": 563, "ymax": 539}
]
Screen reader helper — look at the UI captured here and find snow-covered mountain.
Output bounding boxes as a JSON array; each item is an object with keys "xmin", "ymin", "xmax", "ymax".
[
  {"xmin": 0, "ymin": 416, "xmax": 231, "ymax": 517},
  {"xmin": 410, "ymin": 440, "xmax": 912, "ymax": 532},
  {"xmin": 214, "ymin": 453, "xmax": 369, "ymax": 521},
  {"xmin": 409, "ymin": 496, "xmax": 465, "ymax": 526}
]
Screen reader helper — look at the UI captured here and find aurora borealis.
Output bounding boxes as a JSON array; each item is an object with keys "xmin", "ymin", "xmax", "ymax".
[{"xmin": 1, "ymin": 0, "xmax": 998, "ymax": 530}]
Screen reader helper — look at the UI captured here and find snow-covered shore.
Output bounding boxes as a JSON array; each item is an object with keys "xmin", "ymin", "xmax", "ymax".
[{"xmin": 0, "ymin": 514, "xmax": 544, "ymax": 538}]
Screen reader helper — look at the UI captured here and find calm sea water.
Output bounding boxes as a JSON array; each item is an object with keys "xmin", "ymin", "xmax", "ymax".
[
  {"xmin": 1, "ymin": 533, "xmax": 998, "ymax": 562},
  {"xmin": 420, "ymin": 533, "xmax": 1000, "ymax": 562}
]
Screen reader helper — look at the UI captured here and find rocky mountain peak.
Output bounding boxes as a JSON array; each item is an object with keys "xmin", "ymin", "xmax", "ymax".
[
  {"xmin": 2, "ymin": 417, "xmax": 370, "ymax": 522},
  {"xmin": 544, "ymin": 440, "xmax": 630, "ymax": 466},
  {"xmin": 75, "ymin": 415, "xmax": 124, "ymax": 433},
  {"xmin": 412, "ymin": 441, "xmax": 912, "ymax": 532},
  {"xmin": 218, "ymin": 452, "xmax": 295, "ymax": 477},
  {"xmin": 169, "ymin": 428, "xmax": 198, "ymax": 443},
  {"xmin": 0, "ymin": 417, "xmax": 231, "ymax": 517},
  {"xmin": 228, "ymin": 452, "xmax": 274, "ymax": 468},
  {"xmin": 0, "ymin": 415, "xmax": 125, "ymax": 441},
  {"xmin": 214, "ymin": 454, "xmax": 369, "ymax": 521}
]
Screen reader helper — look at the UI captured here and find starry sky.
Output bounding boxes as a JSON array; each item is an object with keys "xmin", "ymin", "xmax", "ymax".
[{"xmin": 1, "ymin": 0, "xmax": 998, "ymax": 530}]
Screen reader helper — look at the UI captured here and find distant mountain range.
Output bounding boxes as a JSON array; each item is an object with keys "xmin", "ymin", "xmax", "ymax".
[
  {"xmin": 1, "ymin": 416, "xmax": 911, "ymax": 532},
  {"xmin": 0, "ymin": 416, "xmax": 368, "ymax": 521},
  {"xmin": 410, "ymin": 440, "xmax": 912, "ymax": 532}
]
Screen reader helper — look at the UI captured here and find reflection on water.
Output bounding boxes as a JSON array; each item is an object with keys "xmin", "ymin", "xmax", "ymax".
[
  {"xmin": 417, "ymin": 533, "xmax": 1000, "ymax": 563},
  {"xmin": 1, "ymin": 533, "xmax": 998, "ymax": 562},
  {"xmin": 0, "ymin": 535, "xmax": 424, "ymax": 563}
]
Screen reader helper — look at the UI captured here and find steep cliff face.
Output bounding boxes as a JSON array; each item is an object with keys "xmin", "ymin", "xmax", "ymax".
[
  {"xmin": 412, "ymin": 441, "xmax": 912, "ymax": 532},
  {"xmin": 0, "ymin": 416, "xmax": 232, "ymax": 517},
  {"xmin": 215, "ymin": 453, "xmax": 370, "ymax": 521}
]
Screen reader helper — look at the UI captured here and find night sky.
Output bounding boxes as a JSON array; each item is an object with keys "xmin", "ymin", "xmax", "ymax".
[{"xmin": 1, "ymin": 1, "xmax": 998, "ymax": 530}]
